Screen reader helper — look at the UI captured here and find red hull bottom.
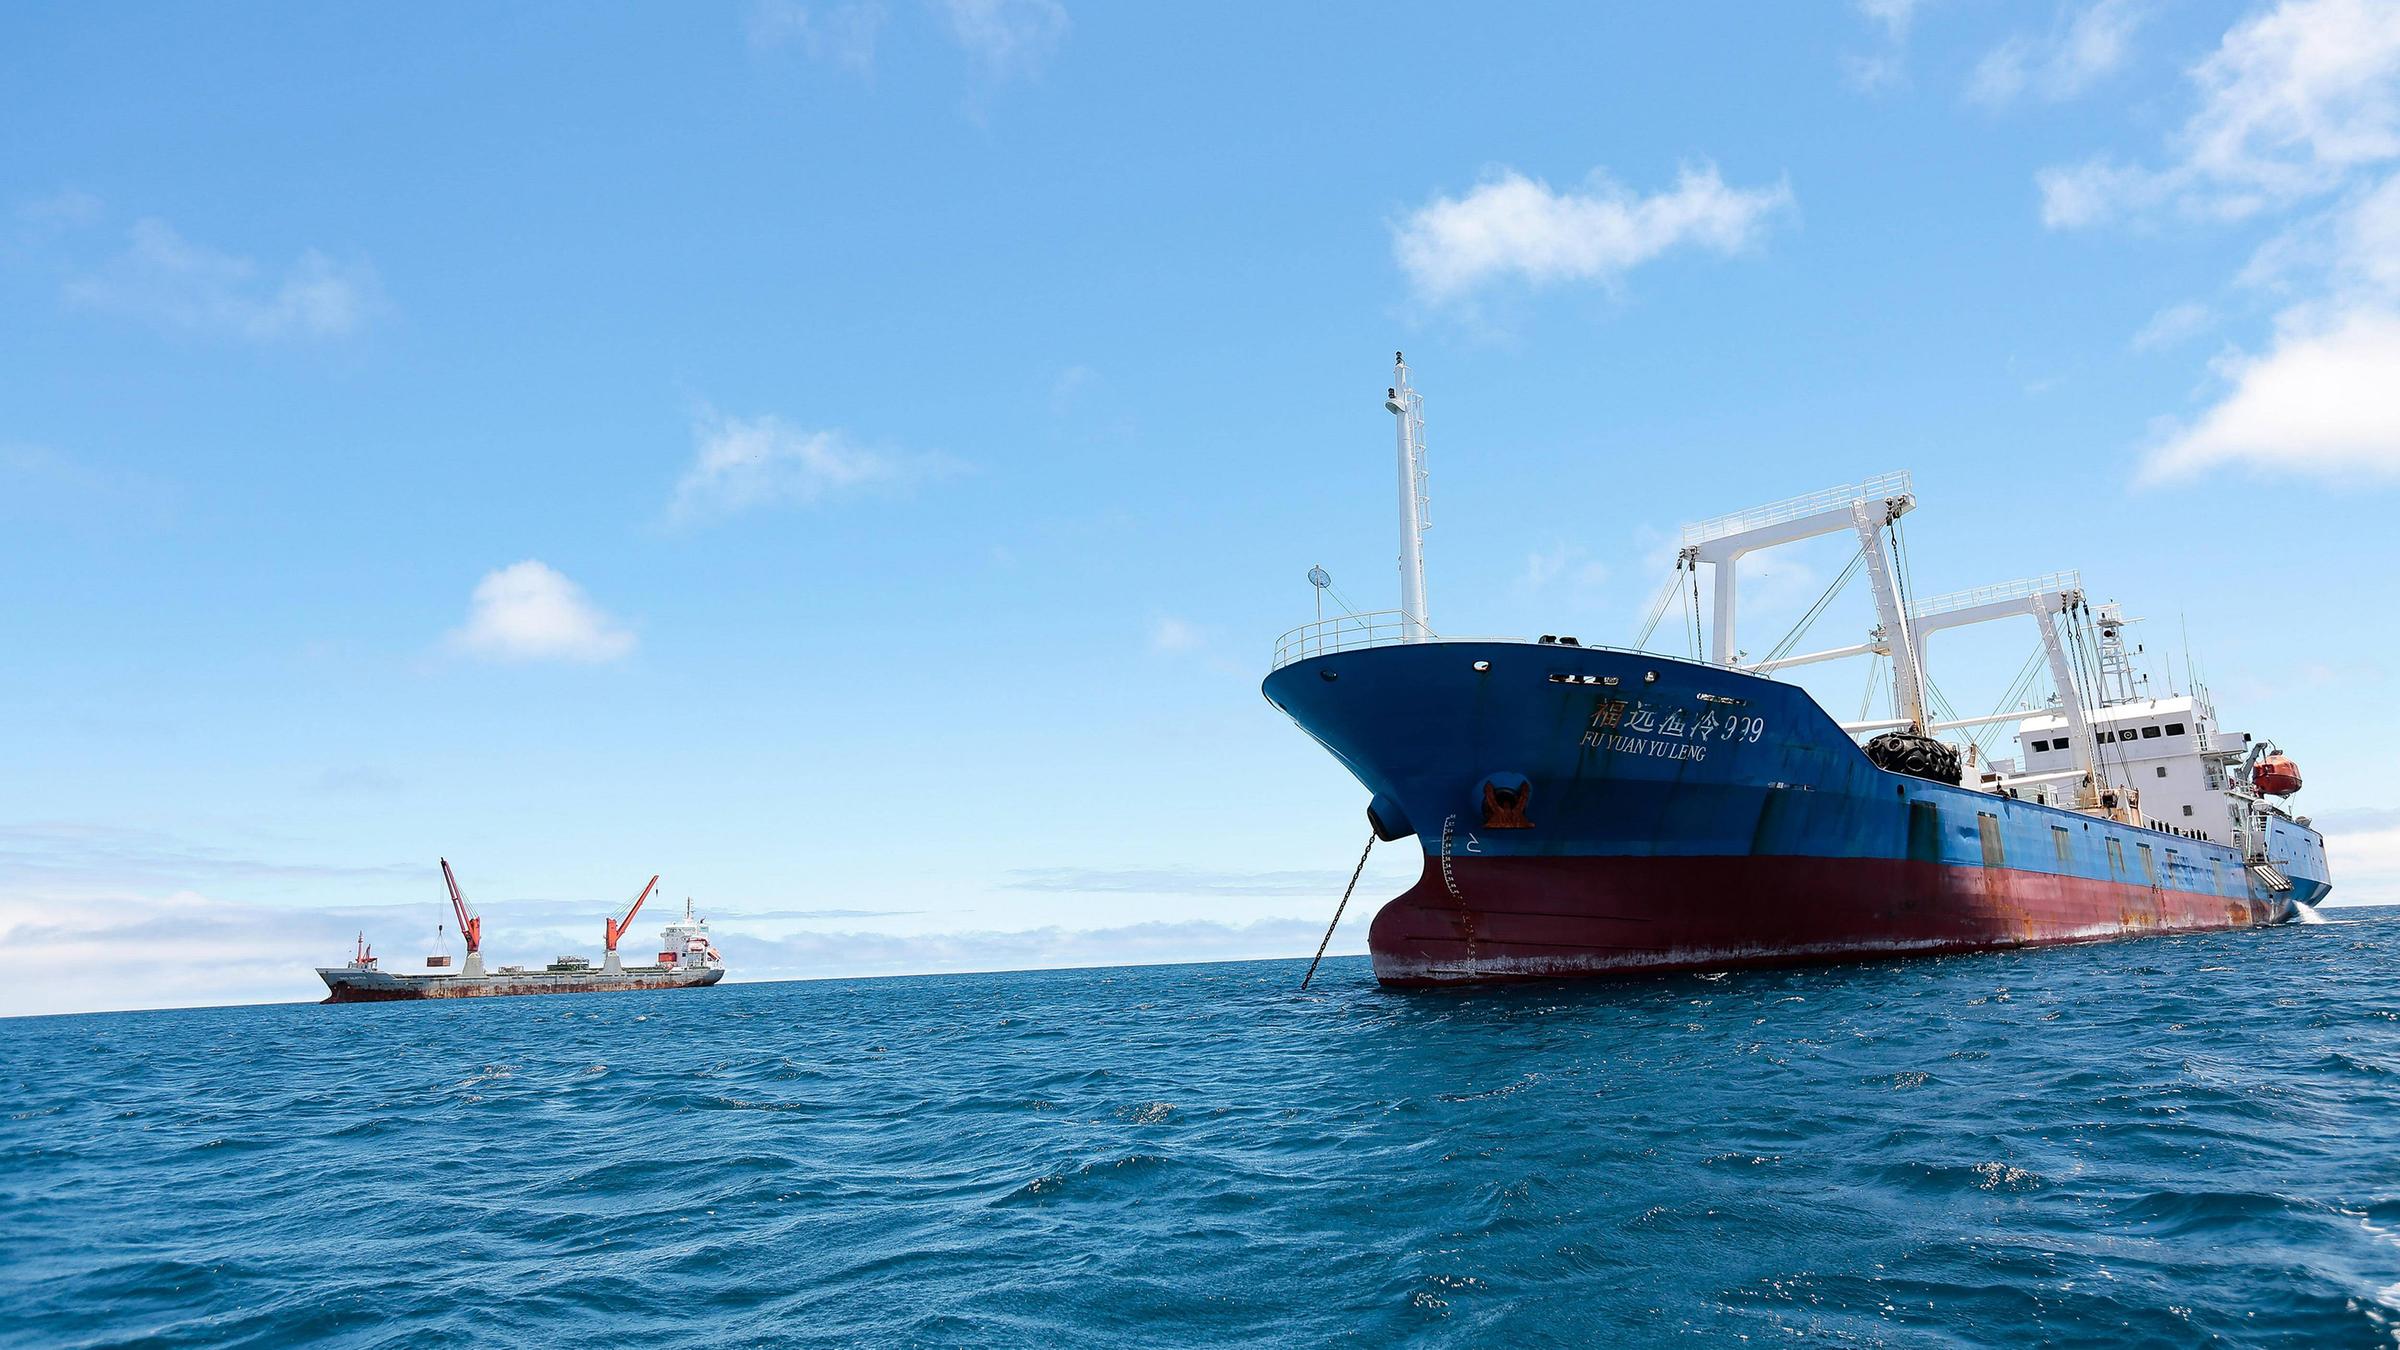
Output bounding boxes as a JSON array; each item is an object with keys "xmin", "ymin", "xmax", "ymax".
[{"xmin": 1367, "ymin": 855, "xmax": 2286, "ymax": 986}]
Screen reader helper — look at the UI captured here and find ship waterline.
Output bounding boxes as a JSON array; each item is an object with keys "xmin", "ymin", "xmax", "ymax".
[
  {"xmin": 1263, "ymin": 356, "xmax": 2329, "ymax": 987},
  {"xmin": 317, "ymin": 964, "xmax": 725, "ymax": 1002},
  {"xmin": 1267, "ymin": 638, "xmax": 2325, "ymax": 988}
]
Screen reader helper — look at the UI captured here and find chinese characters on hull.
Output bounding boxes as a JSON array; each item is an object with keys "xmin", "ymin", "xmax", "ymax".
[{"xmin": 1579, "ymin": 697, "xmax": 1766, "ymax": 761}]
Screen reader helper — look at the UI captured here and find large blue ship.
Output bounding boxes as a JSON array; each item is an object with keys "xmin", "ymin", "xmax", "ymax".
[{"xmin": 1264, "ymin": 356, "xmax": 2331, "ymax": 985}]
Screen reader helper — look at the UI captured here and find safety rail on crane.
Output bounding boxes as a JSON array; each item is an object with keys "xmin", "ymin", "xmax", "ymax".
[{"xmin": 1677, "ymin": 471, "xmax": 1914, "ymax": 549}]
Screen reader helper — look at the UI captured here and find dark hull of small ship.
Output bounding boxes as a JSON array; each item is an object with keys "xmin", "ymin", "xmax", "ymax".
[{"xmin": 317, "ymin": 967, "xmax": 724, "ymax": 1003}]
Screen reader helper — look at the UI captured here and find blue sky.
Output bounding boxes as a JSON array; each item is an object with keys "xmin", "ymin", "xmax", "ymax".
[{"xmin": 5, "ymin": 0, "xmax": 2397, "ymax": 1015}]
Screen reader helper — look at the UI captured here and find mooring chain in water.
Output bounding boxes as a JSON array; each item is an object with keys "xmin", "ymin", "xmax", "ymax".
[{"xmin": 1299, "ymin": 833, "xmax": 1376, "ymax": 990}]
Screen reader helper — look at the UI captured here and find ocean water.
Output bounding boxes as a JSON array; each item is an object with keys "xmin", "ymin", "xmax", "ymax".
[{"xmin": 6, "ymin": 912, "xmax": 2399, "ymax": 1348}]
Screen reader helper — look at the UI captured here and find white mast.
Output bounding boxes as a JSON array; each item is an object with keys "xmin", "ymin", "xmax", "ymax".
[
  {"xmin": 2093, "ymin": 603, "xmax": 2144, "ymax": 706},
  {"xmin": 1384, "ymin": 351, "xmax": 1431, "ymax": 641}
]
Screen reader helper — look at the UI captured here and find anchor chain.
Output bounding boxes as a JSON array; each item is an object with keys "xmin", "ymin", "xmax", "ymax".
[{"xmin": 1299, "ymin": 834, "xmax": 1376, "ymax": 990}]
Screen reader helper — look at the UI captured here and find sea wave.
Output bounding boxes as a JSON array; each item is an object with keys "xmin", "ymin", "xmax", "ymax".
[{"xmin": 3, "ymin": 908, "xmax": 2398, "ymax": 1345}]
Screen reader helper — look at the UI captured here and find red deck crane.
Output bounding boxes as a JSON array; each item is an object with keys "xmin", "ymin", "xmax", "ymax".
[
  {"xmin": 440, "ymin": 858, "xmax": 483, "ymax": 974},
  {"xmin": 607, "ymin": 874, "xmax": 660, "ymax": 954}
]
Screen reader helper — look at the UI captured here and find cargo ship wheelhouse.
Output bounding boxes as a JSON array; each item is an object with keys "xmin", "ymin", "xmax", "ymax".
[{"xmin": 1262, "ymin": 355, "xmax": 2330, "ymax": 986}]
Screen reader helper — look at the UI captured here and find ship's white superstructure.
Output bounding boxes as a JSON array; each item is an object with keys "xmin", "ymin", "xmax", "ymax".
[
  {"xmin": 1982, "ymin": 609, "xmax": 2316, "ymax": 874},
  {"xmin": 654, "ymin": 897, "xmax": 723, "ymax": 972},
  {"xmin": 2005, "ymin": 695, "xmax": 2228, "ymax": 830}
]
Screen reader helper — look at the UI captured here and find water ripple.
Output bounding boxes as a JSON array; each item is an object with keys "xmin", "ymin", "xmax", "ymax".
[{"xmin": 4, "ymin": 908, "xmax": 2399, "ymax": 1345}]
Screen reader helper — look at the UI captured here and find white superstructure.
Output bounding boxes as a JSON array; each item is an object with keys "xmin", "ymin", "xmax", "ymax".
[
  {"xmin": 2005, "ymin": 694, "xmax": 2231, "ymax": 832},
  {"xmin": 1983, "ymin": 613, "xmax": 2307, "ymax": 864},
  {"xmin": 655, "ymin": 897, "xmax": 723, "ymax": 972}
]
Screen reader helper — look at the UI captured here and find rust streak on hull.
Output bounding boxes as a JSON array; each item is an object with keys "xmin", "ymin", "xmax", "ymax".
[{"xmin": 1368, "ymin": 854, "xmax": 2288, "ymax": 987}]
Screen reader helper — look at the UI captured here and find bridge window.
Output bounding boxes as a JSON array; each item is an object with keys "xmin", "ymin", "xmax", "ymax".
[
  {"xmin": 2141, "ymin": 725, "xmax": 2162, "ymax": 739},
  {"xmin": 2031, "ymin": 739, "xmax": 2051, "ymax": 752},
  {"xmin": 2165, "ymin": 722, "xmax": 2186, "ymax": 735}
]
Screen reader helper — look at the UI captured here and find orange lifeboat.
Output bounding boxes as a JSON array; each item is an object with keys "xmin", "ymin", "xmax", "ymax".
[{"xmin": 2253, "ymin": 754, "xmax": 2303, "ymax": 796}]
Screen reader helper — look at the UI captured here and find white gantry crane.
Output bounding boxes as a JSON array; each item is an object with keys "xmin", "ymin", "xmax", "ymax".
[
  {"xmin": 1678, "ymin": 472, "xmax": 1928, "ymax": 732},
  {"xmin": 1675, "ymin": 475, "xmax": 2109, "ymax": 809}
]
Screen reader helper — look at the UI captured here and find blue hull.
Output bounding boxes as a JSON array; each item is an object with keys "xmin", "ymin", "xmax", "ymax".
[{"xmin": 1264, "ymin": 640, "xmax": 2328, "ymax": 984}]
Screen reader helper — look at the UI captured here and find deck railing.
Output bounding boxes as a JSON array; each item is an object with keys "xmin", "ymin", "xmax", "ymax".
[
  {"xmin": 1907, "ymin": 570, "xmax": 2083, "ymax": 619},
  {"xmin": 1678, "ymin": 471, "xmax": 1913, "ymax": 548},
  {"xmin": 1270, "ymin": 611, "xmax": 1432, "ymax": 670},
  {"xmin": 1268, "ymin": 614, "xmax": 1662, "ymax": 671}
]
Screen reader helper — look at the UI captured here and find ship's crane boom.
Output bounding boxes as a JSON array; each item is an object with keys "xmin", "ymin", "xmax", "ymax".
[
  {"xmin": 605, "ymin": 874, "xmax": 660, "ymax": 953},
  {"xmin": 440, "ymin": 857, "xmax": 482, "ymax": 954}
]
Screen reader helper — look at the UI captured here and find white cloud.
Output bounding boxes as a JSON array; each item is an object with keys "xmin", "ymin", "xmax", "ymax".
[
  {"xmin": 1970, "ymin": 40, "xmax": 2036, "ymax": 104},
  {"xmin": 670, "ymin": 409, "xmax": 956, "ymax": 522},
  {"xmin": 2232, "ymin": 165, "xmax": 2400, "ymax": 296},
  {"xmin": 1392, "ymin": 165, "xmax": 1793, "ymax": 301},
  {"xmin": 2321, "ymin": 816, "xmax": 2400, "ymax": 903},
  {"xmin": 1846, "ymin": 0, "xmax": 1930, "ymax": 90},
  {"xmin": 2130, "ymin": 299, "xmax": 2215, "ymax": 350},
  {"xmin": 1050, "ymin": 362, "xmax": 1097, "ymax": 414},
  {"xmin": 0, "ymin": 443, "xmax": 175, "ymax": 527},
  {"xmin": 2184, "ymin": 0, "xmax": 2400, "ymax": 198},
  {"xmin": 62, "ymin": 218, "xmax": 380, "ymax": 340},
  {"xmin": 446, "ymin": 560, "xmax": 636, "ymax": 664},
  {"xmin": 0, "ymin": 883, "xmax": 1353, "ymax": 1016},
  {"xmin": 2336, "ymin": 168, "xmax": 2400, "ymax": 289},
  {"xmin": 939, "ymin": 0, "xmax": 1068, "ymax": 81},
  {"xmin": 2039, "ymin": 0, "xmax": 2400, "ymax": 227},
  {"xmin": 1971, "ymin": 0, "xmax": 2147, "ymax": 105},
  {"xmin": 1856, "ymin": 0, "xmax": 1924, "ymax": 32},
  {"xmin": 2037, "ymin": 157, "xmax": 2175, "ymax": 228},
  {"xmin": 0, "ymin": 821, "xmax": 413, "ymax": 893},
  {"xmin": 15, "ymin": 187, "xmax": 102, "ymax": 230},
  {"xmin": 2143, "ymin": 305, "xmax": 2400, "ymax": 479},
  {"xmin": 746, "ymin": 0, "xmax": 885, "ymax": 71},
  {"xmin": 1517, "ymin": 543, "xmax": 1611, "ymax": 594},
  {"xmin": 2033, "ymin": 2, "xmax": 2400, "ymax": 485},
  {"xmin": 1149, "ymin": 616, "xmax": 1203, "ymax": 653}
]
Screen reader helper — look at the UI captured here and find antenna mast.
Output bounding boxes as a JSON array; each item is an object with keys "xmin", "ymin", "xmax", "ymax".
[
  {"xmin": 2093, "ymin": 603, "xmax": 2143, "ymax": 706},
  {"xmin": 1384, "ymin": 352, "xmax": 1431, "ymax": 641}
]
